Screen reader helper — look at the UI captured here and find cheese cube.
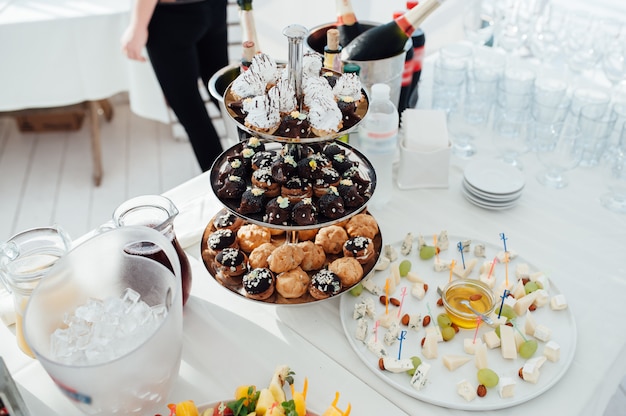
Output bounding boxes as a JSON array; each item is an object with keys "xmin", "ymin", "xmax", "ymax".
[
  {"xmin": 515, "ymin": 263, "xmax": 530, "ymax": 280},
  {"xmin": 503, "ymin": 295, "xmax": 517, "ymax": 308},
  {"xmin": 382, "ymin": 357, "xmax": 414, "ymax": 373},
  {"xmin": 411, "ymin": 282, "xmax": 426, "ymax": 300},
  {"xmin": 479, "ymin": 261, "xmax": 492, "ymax": 274},
  {"xmin": 457, "ymin": 379, "xmax": 477, "ymax": 402},
  {"xmin": 511, "ymin": 279, "xmax": 526, "ymax": 299},
  {"xmin": 482, "ymin": 331, "xmax": 501, "ymax": 349},
  {"xmin": 366, "ymin": 336, "xmax": 387, "ymax": 358},
  {"xmin": 378, "ymin": 312, "xmax": 399, "ymax": 329},
  {"xmin": 390, "ymin": 263, "xmax": 401, "ymax": 285},
  {"xmin": 533, "ymin": 289, "xmax": 550, "ymax": 308},
  {"xmin": 383, "ymin": 322, "xmax": 401, "ymax": 346},
  {"xmin": 500, "ymin": 325, "xmax": 517, "ymax": 360},
  {"xmin": 361, "ymin": 276, "xmax": 382, "ymax": 295},
  {"xmin": 401, "ymin": 233, "xmax": 413, "ymax": 256},
  {"xmin": 550, "ymin": 294, "xmax": 568, "ymax": 310},
  {"xmin": 479, "ymin": 273, "xmax": 496, "ymax": 288},
  {"xmin": 474, "ymin": 244, "xmax": 486, "ymax": 258},
  {"xmin": 436, "ymin": 230, "xmax": 449, "ymax": 250},
  {"xmin": 433, "ymin": 258, "xmax": 452, "ymax": 272},
  {"xmin": 543, "ymin": 341, "xmax": 561, "ymax": 362},
  {"xmin": 533, "ymin": 324, "xmax": 552, "ymax": 342},
  {"xmin": 514, "ymin": 330, "xmax": 525, "ymax": 350},
  {"xmin": 417, "ymin": 235, "xmax": 426, "ymax": 251},
  {"xmin": 521, "ymin": 356, "xmax": 547, "ymax": 384},
  {"xmin": 422, "ymin": 332, "xmax": 439, "ymax": 359},
  {"xmin": 355, "ymin": 318, "xmax": 368, "ymax": 342},
  {"xmin": 530, "ymin": 272, "xmax": 550, "ymax": 291},
  {"xmin": 498, "ymin": 377, "xmax": 516, "ymax": 398},
  {"xmin": 497, "ymin": 250, "xmax": 517, "ymax": 262},
  {"xmin": 374, "ymin": 256, "xmax": 390, "ymax": 271},
  {"xmin": 353, "ymin": 298, "xmax": 375, "ymax": 320},
  {"xmin": 474, "ymin": 342, "xmax": 488, "ymax": 369},
  {"xmin": 464, "ymin": 338, "xmax": 483, "ymax": 355},
  {"xmin": 514, "ymin": 290, "xmax": 540, "ymax": 316},
  {"xmin": 453, "ymin": 258, "xmax": 477, "ymax": 279},
  {"xmin": 487, "ymin": 312, "xmax": 508, "ymax": 328},
  {"xmin": 383, "ymin": 244, "xmax": 398, "ymax": 261},
  {"xmin": 425, "ymin": 325, "xmax": 443, "ymax": 342},
  {"xmin": 407, "ymin": 314, "xmax": 421, "ymax": 331},
  {"xmin": 442, "ymin": 355, "xmax": 472, "ymax": 371},
  {"xmin": 410, "ymin": 362, "xmax": 431, "ymax": 391}
]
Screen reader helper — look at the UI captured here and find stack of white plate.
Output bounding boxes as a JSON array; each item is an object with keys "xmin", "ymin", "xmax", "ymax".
[{"xmin": 462, "ymin": 160, "xmax": 525, "ymax": 210}]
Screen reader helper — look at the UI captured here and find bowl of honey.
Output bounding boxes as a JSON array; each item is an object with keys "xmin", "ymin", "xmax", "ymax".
[{"xmin": 442, "ymin": 279, "xmax": 496, "ymax": 329}]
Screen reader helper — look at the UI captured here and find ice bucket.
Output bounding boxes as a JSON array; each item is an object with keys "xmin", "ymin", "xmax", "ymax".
[
  {"xmin": 307, "ymin": 22, "xmax": 412, "ymax": 108},
  {"xmin": 209, "ymin": 64, "xmax": 243, "ymax": 146},
  {"xmin": 24, "ymin": 226, "xmax": 183, "ymax": 415}
]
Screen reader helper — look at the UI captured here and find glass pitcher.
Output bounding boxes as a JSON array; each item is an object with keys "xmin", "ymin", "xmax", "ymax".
[
  {"xmin": 0, "ymin": 225, "xmax": 72, "ymax": 357},
  {"xmin": 112, "ymin": 195, "xmax": 192, "ymax": 306}
]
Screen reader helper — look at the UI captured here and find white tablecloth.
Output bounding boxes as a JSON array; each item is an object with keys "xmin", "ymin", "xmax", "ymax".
[{"xmin": 0, "ymin": 0, "xmax": 169, "ymax": 123}]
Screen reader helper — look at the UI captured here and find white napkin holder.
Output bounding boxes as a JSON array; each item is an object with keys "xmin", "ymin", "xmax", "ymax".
[{"xmin": 397, "ymin": 109, "xmax": 451, "ymax": 189}]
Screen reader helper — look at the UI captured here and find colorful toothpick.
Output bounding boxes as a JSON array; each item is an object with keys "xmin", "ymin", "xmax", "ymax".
[
  {"xmin": 433, "ymin": 234, "xmax": 439, "ymax": 262},
  {"xmin": 397, "ymin": 287, "xmax": 407, "ymax": 318},
  {"xmin": 473, "ymin": 316, "xmax": 482, "ymax": 343},
  {"xmin": 384, "ymin": 278, "xmax": 390, "ymax": 315},
  {"xmin": 497, "ymin": 289, "xmax": 510, "ymax": 318},
  {"xmin": 500, "ymin": 232, "xmax": 508, "ymax": 252},
  {"xmin": 511, "ymin": 319, "xmax": 528, "ymax": 341},
  {"xmin": 397, "ymin": 330, "xmax": 407, "ymax": 359},
  {"xmin": 487, "ymin": 256, "xmax": 498, "ymax": 279},
  {"xmin": 449, "ymin": 259, "xmax": 456, "ymax": 283},
  {"xmin": 457, "ymin": 242, "xmax": 466, "ymax": 269},
  {"xmin": 504, "ymin": 251, "xmax": 510, "ymax": 288},
  {"xmin": 374, "ymin": 320, "xmax": 379, "ymax": 342}
]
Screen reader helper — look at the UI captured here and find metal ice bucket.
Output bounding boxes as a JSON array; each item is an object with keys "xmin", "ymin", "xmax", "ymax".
[
  {"xmin": 306, "ymin": 22, "xmax": 412, "ymax": 108},
  {"xmin": 208, "ymin": 64, "xmax": 243, "ymax": 146}
]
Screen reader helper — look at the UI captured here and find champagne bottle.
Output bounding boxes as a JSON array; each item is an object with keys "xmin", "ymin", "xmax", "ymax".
[
  {"xmin": 394, "ymin": 11, "xmax": 415, "ymax": 114},
  {"xmin": 406, "ymin": 1, "xmax": 426, "ymax": 108},
  {"xmin": 341, "ymin": 0, "xmax": 444, "ymax": 61},
  {"xmin": 323, "ymin": 29, "xmax": 343, "ymax": 73},
  {"xmin": 241, "ymin": 40, "xmax": 256, "ymax": 72},
  {"xmin": 335, "ymin": 0, "xmax": 362, "ymax": 47},
  {"xmin": 238, "ymin": 0, "xmax": 260, "ymax": 54}
]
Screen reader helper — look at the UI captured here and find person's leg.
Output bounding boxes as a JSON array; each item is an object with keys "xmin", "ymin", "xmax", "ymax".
[
  {"xmin": 197, "ymin": 0, "xmax": 229, "ymax": 102},
  {"xmin": 146, "ymin": 4, "xmax": 224, "ymax": 172}
]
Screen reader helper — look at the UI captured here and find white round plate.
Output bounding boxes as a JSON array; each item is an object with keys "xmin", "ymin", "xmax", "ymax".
[
  {"xmin": 339, "ymin": 234, "xmax": 576, "ymax": 411},
  {"xmin": 462, "ymin": 184, "xmax": 522, "ymax": 210},
  {"xmin": 463, "ymin": 160, "xmax": 526, "ymax": 195},
  {"xmin": 463, "ymin": 179, "xmax": 524, "ymax": 201}
]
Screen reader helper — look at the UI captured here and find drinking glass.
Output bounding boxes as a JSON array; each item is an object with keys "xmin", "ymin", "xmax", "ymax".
[
  {"xmin": 600, "ymin": 124, "xmax": 626, "ymax": 213},
  {"xmin": 463, "ymin": 0, "xmax": 495, "ymax": 46},
  {"xmin": 577, "ymin": 105, "xmax": 617, "ymax": 168},
  {"xmin": 601, "ymin": 43, "xmax": 626, "ymax": 87},
  {"xmin": 535, "ymin": 121, "xmax": 583, "ymax": 188},
  {"xmin": 492, "ymin": 109, "xmax": 530, "ymax": 169}
]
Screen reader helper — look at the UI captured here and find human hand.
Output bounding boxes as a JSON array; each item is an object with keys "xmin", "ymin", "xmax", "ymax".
[{"xmin": 121, "ymin": 25, "xmax": 148, "ymax": 62}]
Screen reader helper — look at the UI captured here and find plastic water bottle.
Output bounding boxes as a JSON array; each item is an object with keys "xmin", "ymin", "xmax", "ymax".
[{"xmin": 359, "ymin": 83, "xmax": 399, "ymax": 208}]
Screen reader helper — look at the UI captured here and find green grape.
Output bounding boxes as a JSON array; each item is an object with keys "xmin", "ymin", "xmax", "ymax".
[
  {"xmin": 477, "ymin": 368, "xmax": 499, "ymax": 388},
  {"xmin": 499, "ymin": 304, "xmax": 516, "ymax": 320},
  {"xmin": 437, "ymin": 313, "xmax": 452, "ymax": 328},
  {"xmin": 349, "ymin": 283, "xmax": 364, "ymax": 297},
  {"xmin": 419, "ymin": 245, "xmax": 436, "ymax": 260},
  {"xmin": 399, "ymin": 260, "xmax": 412, "ymax": 277},
  {"xmin": 441, "ymin": 326, "xmax": 455, "ymax": 341},
  {"xmin": 519, "ymin": 339, "xmax": 538, "ymax": 359},
  {"xmin": 406, "ymin": 356, "xmax": 422, "ymax": 376},
  {"xmin": 524, "ymin": 281, "xmax": 540, "ymax": 294},
  {"xmin": 495, "ymin": 326, "xmax": 501, "ymax": 338}
]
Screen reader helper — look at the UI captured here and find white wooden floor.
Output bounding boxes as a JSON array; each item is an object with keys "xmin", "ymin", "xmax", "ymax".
[
  {"xmin": 1, "ymin": 94, "xmax": 625, "ymax": 416},
  {"xmin": 0, "ymin": 93, "xmax": 231, "ymax": 241}
]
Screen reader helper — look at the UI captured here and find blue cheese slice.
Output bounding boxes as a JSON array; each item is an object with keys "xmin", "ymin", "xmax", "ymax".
[
  {"xmin": 410, "ymin": 362, "xmax": 431, "ymax": 391},
  {"xmin": 474, "ymin": 243, "xmax": 486, "ymax": 257},
  {"xmin": 442, "ymin": 355, "xmax": 472, "ymax": 371},
  {"xmin": 355, "ymin": 318, "xmax": 368, "ymax": 342},
  {"xmin": 374, "ymin": 256, "xmax": 390, "ymax": 271},
  {"xmin": 457, "ymin": 379, "xmax": 477, "ymax": 401},
  {"xmin": 383, "ymin": 244, "xmax": 398, "ymax": 261},
  {"xmin": 436, "ymin": 230, "xmax": 449, "ymax": 250},
  {"xmin": 361, "ymin": 275, "xmax": 382, "ymax": 295},
  {"xmin": 382, "ymin": 357, "xmax": 414, "ymax": 373},
  {"xmin": 407, "ymin": 314, "xmax": 422, "ymax": 331},
  {"xmin": 433, "ymin": 258, "xmax": 453, "ymax": 272},
  {"xmin": 383, "ymin": 322, "xmax": 401, "ymax": 346},
  {"xmin": 366, "ymin": 336, "xmax": 387, "ymax": 358},
  {"xmin": 401, "ymin": 233, "xmax": 413, "ymax": 256}
]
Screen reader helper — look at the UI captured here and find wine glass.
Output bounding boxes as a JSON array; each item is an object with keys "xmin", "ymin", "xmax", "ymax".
[
  {"xmin": 463, "ymin": 0, "xmax": 495, "ymax": 46},
  {"xmin": 535, "ymin": 121, "xmax": 583, "ymax": 188},
  {"xmin": 600, "ymin": 124, "xmax": 626, "ymax": 213},
  {"xmin": 601, "ymin": 42, "xmax": 626, "ymax": 88}
]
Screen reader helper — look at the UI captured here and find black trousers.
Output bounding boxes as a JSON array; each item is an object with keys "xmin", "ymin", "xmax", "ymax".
[{"xmin": 146, "ymin": 0, "xmax": 228, "ymax": 172}]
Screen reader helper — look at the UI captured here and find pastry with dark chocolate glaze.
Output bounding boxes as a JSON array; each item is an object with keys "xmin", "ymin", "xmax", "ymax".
[
  {"xmin": 251, "ymin": 167, "xmax": 280, "ymax": 197},
  {"xmin": 275, "ymin": 111, "xmax": 311, "ymax": 139},
  {"xmin": 330, "ymin": 152, "xmax": 356, "ymax": 174},
  {"xmin": 297, "ymin": 157, "xmax": 324, "ymax": 181},
  {"xmin": 342, "ymin": 166, "xmax": 371, "ymax": 195},
  {"xmin": 270, "ymin": 154, "xmax": 298, "ymax": 184},
  {"xmin": 206, "ymin": 228, "xmax": 238, "ymax": 257},
  {"xmin": 242, "ymin": 137, "xmax": 265, "ymax": 153},
  {"xmin": 337, "ymin": 178, "xmax": 365, "ymax": 208},
  {"xmin": 313, "ymin": 167, "xmax": 341, "ymax": 198},
  {"xmin": 217, "ymin": 175, "xmax": 247, "ymax": 199},
  {"xmin": 251, "ymin": 150, "xmax": 277, "ymax": 171},
  {"xmin": 238, "ymin": 187, "xmax": 267, "ymax": 215},
  {"xmin": 218, "ymin": 155, "xmax": 248, "ymax": 184},
  {"xmin": 317, "ymin": 187, "xmax": 345, "ymax": 219},
  {"xmin": 213, "ymin": 209, "xmax": 244, "ymax": 231},
  {"xmin": 291, "ymin": 197, "xmax": 318, "ymax": 226},
  {"xmin": 242, "ymin": 268, "xmax": 275, "ymax": 300},
  {"xmin": 263, "ymin": 196, "xmax": 292, "ymax": 226},
  {"xmin": 281, "ymin": 176, "xmax": 313, "ymax": 204},
  {"xmin": 309, "ymin": 269, "xmax": 342, "ymax": 300}
]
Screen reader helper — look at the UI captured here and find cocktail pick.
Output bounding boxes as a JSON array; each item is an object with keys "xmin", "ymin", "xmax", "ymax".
[
  {"xmin": 433, "ymin": 234, "xmax": 439, "ymax": 262},
  {"xmin": 497, "ymin": 289, "xmax": 510, "ymax": 318},
  {"xmin": 397, "ymin": 287, "xmax": 407, "ymax": 318},
  {"xmin": 504, "ymin": 251, "xmax": 510, "ymax": 288},
  {"xmin": 449, "ymin": 259, "xmax": 456, "ymax": 283},
  {"xmin": 329, "ymin": 392, "xmax": 351, "ymax": 416},
  {"xmin": 500, "ymin": 232, "xmax": 508, "ymax": 252},
  {"xmin": 473, "ymin": 316, "xmax": 482, "ymax": 343},
  {"xmin": 426, "ymin": 302, "xmax": 433, "ymax": 325},
  {"xmin": 384, "ymin": 278, "xmax": 390, "ymax": 315},
  {"xmin": 457, "ymin": 242, "xmax": 466, "ymax": 269},
  {"xmin": 397, "ymin": 330, "xmax": 407, "ymax": 359},
  {"xmin": 487, "ymin": 256, "xmax": 499, "ymax": 279},
  {"xmin": 511, "ymin": 319, "xmax": 528, "ymax": 342}
]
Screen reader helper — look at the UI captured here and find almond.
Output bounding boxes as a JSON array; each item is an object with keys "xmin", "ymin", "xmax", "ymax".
[
  {"xmin": 378, "ymin": 357, "xmax": 385, "ymax": 371},
  {"xmin": 477, "ymin": 384, "xmax": 487, "ymax": 397},
  {"xmin": 423, "ymin": 315, "xmax": 431, "ymax": 327},
  {"xmin": 389, "ymin": 297, "xmax": 401, "ymax": 307},
  {"xmin": 401, "ymin": 314, "xmax": 410, "ymax": 326},
  {"xmin": 469, "ymin": 293, "xmax": 482, "ymax": 302},
  {"xmin": 379, "ymin": 295, "xmax": 388, "ymax": 306},
  {"xmin": 436, "ymin": 297, "xmax": 444, "ymax": 307}
]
